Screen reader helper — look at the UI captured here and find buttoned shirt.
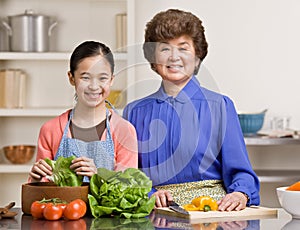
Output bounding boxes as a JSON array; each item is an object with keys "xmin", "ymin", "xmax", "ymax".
[{"xmin": 123, "ymin": 76, "xmax": 260, "ymax": 205}]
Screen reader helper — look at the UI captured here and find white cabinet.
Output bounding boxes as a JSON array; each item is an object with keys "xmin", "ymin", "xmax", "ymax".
[{"xmin": 0, "ymin": 0, "xmax": 136, "ymax": 206}]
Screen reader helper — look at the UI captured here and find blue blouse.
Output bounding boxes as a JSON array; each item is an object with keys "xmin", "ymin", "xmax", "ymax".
[{"xmin": 123, "ymin": 76, "xmax": 260, "ymax": 205}]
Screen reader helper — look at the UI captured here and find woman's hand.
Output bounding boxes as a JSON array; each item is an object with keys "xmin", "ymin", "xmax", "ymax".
[
  {"xmin": 149, "ymin": 211, "xmax": 174, "ymax": 228},
  {"xmin": 29, "ymin": 159, "xmax": 53, "ymax": 182},
  {"xmin": 70, "ymin": 156, "xmax": 97, "ymax": 178},
  {"xmin": 217, "ymin": 192, "xmax": 248, "ymax": 211},
  {"xmin": 151, "ymin": 190, "xmax": 173, "ymax": 208}
]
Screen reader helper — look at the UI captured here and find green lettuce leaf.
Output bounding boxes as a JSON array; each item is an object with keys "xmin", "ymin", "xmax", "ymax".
[
  {"xmin": 88, "ymin": 168, "xmax": 155, "ymax": 218},
  {"xmin": 44, "ymin": 156, "xmax": 83, "ymax": 187}
]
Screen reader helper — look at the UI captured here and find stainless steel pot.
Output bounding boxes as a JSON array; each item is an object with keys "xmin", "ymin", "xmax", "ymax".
[
  {"xmin": 0, "ymin": 22, "xmax": 9, "ymax": 51},
  {"xmin": 2, "ymin": 10, "xmax": 57, "ymax": 52}
]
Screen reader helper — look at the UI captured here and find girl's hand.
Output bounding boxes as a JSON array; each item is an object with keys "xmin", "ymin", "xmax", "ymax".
[
  {"xmin": 70, "ymin": 156, "xmax": 97, "ymax": 178},
  {"xmin": 217, "ymin": 192, "xmax": 248, "ymax": 211},
  {"xmin": 29, "ymin": 159, "xmax": 53, "ymax": 182},
  {"xmin": 151, "ymin": 190, "xmax": 173, "ymax": 208}
]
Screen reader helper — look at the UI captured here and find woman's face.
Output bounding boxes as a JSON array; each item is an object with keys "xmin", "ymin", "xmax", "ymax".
[
  {"xmin": 154, "ymin": 35, "xmax": 200, "ymax": 86},
  {"xmin": 69, "ymin": 55, "xmax": 114, "ymax": 108}
]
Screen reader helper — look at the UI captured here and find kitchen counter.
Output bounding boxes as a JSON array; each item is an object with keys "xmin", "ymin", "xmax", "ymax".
[
  {"xmin": 244, "ymin": 136, "xmax": 300, "ymax": 146},
  {"xmin": 0, "ymin": 208, "xmax": 298, "ymax": 229}
]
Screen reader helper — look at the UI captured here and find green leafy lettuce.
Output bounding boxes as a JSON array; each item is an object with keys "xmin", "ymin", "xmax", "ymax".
[
  {"xmin": 44, "ymin": 156, "xmax": 83, "ymax": 187},
  {"xmin": 88, "ymin": 168, "xmax": 155, "ymax": 218}
]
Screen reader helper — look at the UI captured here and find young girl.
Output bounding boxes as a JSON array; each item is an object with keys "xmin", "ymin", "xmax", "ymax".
[{"xmin": 30, "ymin": 41, "xmax": 137, "ymax": 182}]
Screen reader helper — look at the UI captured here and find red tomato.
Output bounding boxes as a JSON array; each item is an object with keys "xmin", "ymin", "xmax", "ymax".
[
  {"xmin": 63, "ymin": 199, "xmax": 87, "ymax": 220},
  {"xmin": 57, "ymin": 203, "xmax": 67, "ymax": 212},
  {"xmin": 43, "ymin": 203, "xmax": 63, "ymax": 220},
  {"xmin": 30, "ymin": 201, "xmax": 47, "ymax": 219},
  {"xmin": 77, "ymin": 199, "xmax": 86, "ymax": 207}
]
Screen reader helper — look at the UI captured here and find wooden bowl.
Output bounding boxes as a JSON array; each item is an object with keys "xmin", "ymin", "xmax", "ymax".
[
  {"xmin": 3, "ymin": 145, "xmax": 35, "ymax": 164},
  {"xmin": 21, "ymin": 182, "xmax": 89, "ymax": 215}
]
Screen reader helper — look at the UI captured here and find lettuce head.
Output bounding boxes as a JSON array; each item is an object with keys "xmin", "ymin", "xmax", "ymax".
[{"xmin": 88, "ymin": 168, "xmax": 155, "ymax": 218}]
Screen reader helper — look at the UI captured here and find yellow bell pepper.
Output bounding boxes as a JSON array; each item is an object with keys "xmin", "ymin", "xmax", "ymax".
[
  {"xmin": 182, "ymin": 203, "xmax": 199, "ymax": 211},
  {"xmin": 194, "ymin": 196, "xmax": 218, "ymax": 212},
  {"xmin": 189, "ymin": 196, "xmax": 218, "ymax": 212},
  {"xmin": 183, "ymin": 196, "xmax": 218, "ymax": 212}
]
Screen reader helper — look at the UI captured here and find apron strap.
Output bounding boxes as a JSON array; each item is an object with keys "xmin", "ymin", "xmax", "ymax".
[
  {"xmin": 105, "ymin": 108, "xmax": 113, "ymax": 141},
  {"xmin": 105, "ymin": 100, "xmax": 119, "ymax": 115}
]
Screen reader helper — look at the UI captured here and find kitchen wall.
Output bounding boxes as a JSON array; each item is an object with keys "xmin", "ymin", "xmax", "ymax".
[{"xmin": 132, "ymin": 0, "xmax": 300, "ymax": 130}]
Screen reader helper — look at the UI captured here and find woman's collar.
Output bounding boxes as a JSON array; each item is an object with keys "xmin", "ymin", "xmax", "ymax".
[{"xmin": 156, "ymin": 76, "xmax": 201, "ymax": 103}]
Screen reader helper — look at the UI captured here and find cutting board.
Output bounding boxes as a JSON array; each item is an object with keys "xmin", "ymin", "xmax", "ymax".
[{"xmin": 155, "ymin": 206, "xmax": 278, "ymax": 223}]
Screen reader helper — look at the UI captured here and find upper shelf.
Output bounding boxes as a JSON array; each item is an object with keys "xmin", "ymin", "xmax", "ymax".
[
  {"xmin": 245, "ymin": 136, "xmax": 300, "ymax": 146},
  {"xmin": 0, "ymin": 52, "xmax": 127, "ymax": 61}
]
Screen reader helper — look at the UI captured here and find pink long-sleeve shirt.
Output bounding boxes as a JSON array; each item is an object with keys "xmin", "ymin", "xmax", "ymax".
[{"xmin": 36, "ymin": 109, "xmax": 138, "ymax": 171}]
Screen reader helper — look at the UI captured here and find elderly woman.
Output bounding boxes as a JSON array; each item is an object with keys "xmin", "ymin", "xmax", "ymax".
[{"xmin": 124, "ymin": 9, "xmax": 259, "ymax": 211}]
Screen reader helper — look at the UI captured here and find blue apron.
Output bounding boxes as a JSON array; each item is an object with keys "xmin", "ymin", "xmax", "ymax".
[{"xmin": 54, "ymin": 108, "xmax": 115, "ymax": 181}]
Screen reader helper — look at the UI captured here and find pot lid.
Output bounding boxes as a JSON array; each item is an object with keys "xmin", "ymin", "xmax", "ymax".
[{"xmin": 8, "ymin": 9, "xmax": 50, "ymax": 18}]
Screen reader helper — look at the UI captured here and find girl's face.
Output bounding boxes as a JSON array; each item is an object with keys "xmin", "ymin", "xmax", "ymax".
[
  {"xmin": 154, "ymin": 35, "xmax": 200, "ymax": 87},
  {"xmin": 69, "ymin": 55, "xmax": 114, "ymax": 108}
]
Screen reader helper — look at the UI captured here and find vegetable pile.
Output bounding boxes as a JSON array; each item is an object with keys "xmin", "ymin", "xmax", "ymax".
[
  {"xmin": 88, "ymin": 168, "xmax": 155, "ymax": 218},
  {"xmin": 31, "ymin": 198, "xmax": 87, "ymax": 220},
  {"xmin": 183, "ymin": 196, "xmax": 218, "ymax": 212},
  {"xmin": 45, "ymin": 156, "xmax": 83, "ymax": 186}
]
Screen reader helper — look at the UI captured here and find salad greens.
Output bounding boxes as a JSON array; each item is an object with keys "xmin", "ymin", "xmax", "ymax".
[
  {"xmin": 88, "ymin": 168, "xmax": 155, "ymax": 218},
  {"xmin": 44, "ymin": 156, "xmax": 83, "ymax": 187}
]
